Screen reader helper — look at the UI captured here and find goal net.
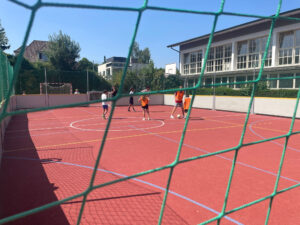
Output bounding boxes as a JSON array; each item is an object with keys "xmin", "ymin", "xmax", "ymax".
[{"xmin": 40, "ymin": 83, "xmax": 73, "ymax": 94}]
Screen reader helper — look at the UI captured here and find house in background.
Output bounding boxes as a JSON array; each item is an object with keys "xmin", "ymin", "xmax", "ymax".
[
  {"xmin": 168, "ymin": 8, "xmax": 300, "ymax": 89},
  {"xmin": 14, "ymin": 40, "xmax": 49, "ymax": 63},
  {"xmin": 98, "ymin": 56, "xmax": 149, "ymax": 80},
  {"xmin": 165, "ymin": 63, "xmax": 177, "ymax": 77}
]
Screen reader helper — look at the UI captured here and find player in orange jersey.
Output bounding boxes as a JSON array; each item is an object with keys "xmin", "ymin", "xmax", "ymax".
[
  {"xmin": 170, "ymin": 85, "xmax": 185, "ymax": 119},
  {"xmin": 138, "ymin": 95, "xmax": 150, "ymax": 120},
  {"xmin": 184, "ymin": 94, "xmax": 191, "ymax": 114}
]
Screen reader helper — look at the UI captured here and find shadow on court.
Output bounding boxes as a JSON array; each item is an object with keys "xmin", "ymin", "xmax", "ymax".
[
  {"xmin": 188, "ymin": 117, "xmax": 204, "ymax": 120},
  {"xmin": 0, "ymin": 114, "xmax": 70, "ymax": 225}
]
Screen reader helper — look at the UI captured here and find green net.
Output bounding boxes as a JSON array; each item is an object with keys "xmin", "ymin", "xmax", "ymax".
[
  {"xmin": 0, "ymin": 51, "xmax": 14, "ymax": 104},
  {"xmin": 1, "ymin": 0, "xmax": 300, "ymax": 224}
]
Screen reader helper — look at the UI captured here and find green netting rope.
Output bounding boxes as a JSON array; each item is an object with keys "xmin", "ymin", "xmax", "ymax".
[{"xmin": 1, "ymin": 0, "xmax": 300, "ymax": 224}]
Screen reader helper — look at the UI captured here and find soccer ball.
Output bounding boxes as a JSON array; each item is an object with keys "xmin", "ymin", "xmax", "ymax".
[{"xmin": 177, "ymin": 114, "xmax": 181, "ymax": 119}]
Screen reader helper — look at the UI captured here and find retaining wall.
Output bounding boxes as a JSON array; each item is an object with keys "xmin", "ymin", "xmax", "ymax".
[
  {"xmin": 164, "ymin": 94, "xmax": 300, "ymax": 118},
  {"xmin": 0, "ymin": 96, "xmax": 16, "ymax": 167}
]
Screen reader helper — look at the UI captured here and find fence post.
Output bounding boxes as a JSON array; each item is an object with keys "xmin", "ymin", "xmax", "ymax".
[
  {"xmin": 212, "ymin": 73, "xmax": 216, "ymax": 110},
  {"xmin": 86, "ymin": 69, "xmax": 89, "ymax": 93},
  {"xmin": 44, "ymin": 67, "xmax": 49, "ymax": 107}
]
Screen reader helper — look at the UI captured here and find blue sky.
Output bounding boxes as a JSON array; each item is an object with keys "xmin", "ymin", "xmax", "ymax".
[{"xmin": 0, "ymin": 0, "xmax": 299, "ymax": 68}]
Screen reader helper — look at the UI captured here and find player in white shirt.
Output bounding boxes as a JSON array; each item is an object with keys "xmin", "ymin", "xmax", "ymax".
[{"xmin": 101, "ymin": 90, "xmax": 108, "ymax": 119}]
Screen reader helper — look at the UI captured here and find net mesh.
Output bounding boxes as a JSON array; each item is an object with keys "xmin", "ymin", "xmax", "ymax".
[
  {"xmin": 0, "ymin": 51, "xmax": 14, "ymax": 103},
  {"xmin": 1, "ymin": 1, "xmax": 300, "ymax": 224}
]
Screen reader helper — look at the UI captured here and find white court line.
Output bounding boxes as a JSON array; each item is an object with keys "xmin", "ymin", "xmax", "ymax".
[{"xmin": 69, "ymin": 117, "xmax": 165, "ymax": 132}]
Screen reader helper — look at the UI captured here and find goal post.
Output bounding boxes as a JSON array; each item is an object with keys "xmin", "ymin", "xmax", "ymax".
[{"xmin": 40, "ymin": 83, "xmax": 73, "ymax": 95}]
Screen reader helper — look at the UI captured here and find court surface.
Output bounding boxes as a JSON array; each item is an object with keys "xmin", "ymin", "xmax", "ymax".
[{"xmin": 1, "ymin": 105, "xmax": 300, "ymax": 225}]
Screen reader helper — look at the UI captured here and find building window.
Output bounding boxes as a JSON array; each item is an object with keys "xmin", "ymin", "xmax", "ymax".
[
  {"xmin": 197, "ymin": 51, "xmax": 202, "ymax": 73},
  {"xmin": 222, "ymin": 77, "xmax": 228, "ymax": 86},
  {"xmin": 224, "ymin": 44, "xmax": 232, "ymax": 70},
  {"xmin": 190, "ymin": 63, "xmax": 196, "ymax": 74},
  {"xmin": 184, "ymin": 64, "xmax": 189, "ymax": 75},
  {"xmin": 279, "ymin": 31, "xmax": 293, "ymax": 65},
  {"xmin": 269, "ymin": 74, "xmax": 278, "ymax": 88},
  {"xmin": 183, "ymin": 50, "xmax": 202, "ymax": 75},
  {"xmin": 296, "ymin": 73, "xmax": 300, "ymax": 88},
  {"xmin": 237, "ymin": 37, "xmax": 272, "ymax": 69},
  {"xmin": 278, "ymin": 30, "xmax": 300, "ymax": 65},
  {"xmin": 261, "ymin": 37, "xmax": 272, "ymax": 67},
  {"xmin": 206, "ymin": 44, "xmax": 232, "ymax": 72},
  {"xmin": 279, "ymin": 74, "xmax": 293, "ymax": 88},
  {"xmin": 183, "ymin": 53, "xmax": 189, "ymax": 75},
  {"xmin": 205, "ymin": 77, "xmax": 213, "ymax": 87},
  {"xmin": 38, "ymin": 52, "xmax": 48, "ymax": 61},
  {"xmin": 237, "ymin": 41, "xmax": 247, "ymax": 69},
  {"xmin": 229, "ymin": 77, "xmax": 234, "ymax": 88},
  {"xmin": 215, "ymin": 46, "xmax": 223, "ymax": 71},
  {"xmin": 248, "ymin": 39, "xmax": 260, "ymax": 68},
  {"xmin": 295, "ymin": 30, "xmax": 300, "ymax": 64},
  {"xmin": 236, "ymin": 76, "xmax": 246, "ymax": 88},
  {"xmin": 190, "ymin": 53, "xmax": 196, "ymax": 74},
  {"xmin": 207, "ymin": 48, "xmax": 214, "ymax": 72}
]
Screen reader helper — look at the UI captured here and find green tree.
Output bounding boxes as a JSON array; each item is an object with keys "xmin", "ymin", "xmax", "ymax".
[
  {"xmin": 77, "ymin": 57, "xmax": 93, "ymax": 71},
  {"xmin": 151, "ymin": 68, "xmax": 165, "ymax": 90},
  {"xmin": 131, "ymin": 41, "xmax": 151, "ymax": 64},
  {"xmin": 46, "ymin": 30, "xmax": 81, "ymax": 70},
  {"xmin": 139, "ymin": 47, "xmax": 151, "ymax": 64},
  {"xmin": 0, "ymin": 20, "xmax": 10, "ymax": 51},
  {"xmin": 164, "ymin": 74, "xmax": 182, "ymax": 89}
]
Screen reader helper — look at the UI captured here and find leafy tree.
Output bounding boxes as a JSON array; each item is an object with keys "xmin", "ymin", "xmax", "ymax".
[
  {"xmin": 139, "ymin": 47, "xmax": 151, "ymax": 64},
  {"xmin": 131, "ymin": 42, "xmax": 140, "ymax": 60},
  {"xmin": 77, "ymin": 57, "xmax": 94, "ymax": 71},
  {"xmin": 46, "ymin": 30, "xmax": 81, "ymax": 70},
  {"xmin": 131, "ymin": 41, "xmax": 151, "ymax": 64},
  {"xmin": 151, "ymin": 68, "xmax": 165, "ymax": 90},
  {"xmin": 0, "ymin": 21, "xmax": 10, "ymax": 51},
  {"xmin": 164, "ymin": 74, "xmax": 182, "ymax": 89}
]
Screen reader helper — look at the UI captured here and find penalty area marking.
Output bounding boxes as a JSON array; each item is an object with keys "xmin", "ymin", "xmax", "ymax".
[{"xmin": 70, "ymin": 117, "xmax": 165, "ymax": 132}]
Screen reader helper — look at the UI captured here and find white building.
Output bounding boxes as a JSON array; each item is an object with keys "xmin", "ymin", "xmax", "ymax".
[
  {"xmin": 165, "ymin": 63, "xmax": 177, "ymax": 76},
  {"xmin": 168, "ymin": 8, "xmax": 300, "ymax": 89},
  {"xmin": 98, "ymin": 57, "xmax": 149, "ymax": 80}
]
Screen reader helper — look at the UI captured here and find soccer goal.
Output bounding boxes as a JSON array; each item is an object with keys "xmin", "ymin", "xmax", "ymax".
[{"xmin": 40, "ymin": 82, "xmax": 73, "ymax": 95}]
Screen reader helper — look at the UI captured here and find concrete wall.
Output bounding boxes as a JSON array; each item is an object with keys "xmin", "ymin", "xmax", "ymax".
[
  {"xmin": 13, "ymin": 94, "xmax": 300, "ymax": 118},
  {"xmin": 116, "ymin": 94, "xmax": 164, "ymax": 106},
  {"xmin": 15, "ymin": 94, "xmax": 164, "ymax": 109},
  {"xmin": 0, "ymin": 96, "xmax": 16, "ymax": 167},
  {"xmin": 16, "ymin": 94, "xmax": 89, "ymax": 109},
  {"xmin": 164, "ymin": 94, "xmax": 300, "ymax": 118}
]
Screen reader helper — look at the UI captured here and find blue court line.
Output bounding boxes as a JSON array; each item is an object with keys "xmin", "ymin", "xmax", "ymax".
[
  {"xmin": 4, "ymin": 156, "xmax": 243, "ymax": 225},
  {"xmin": 130, "ymin": 124, "xmax": 300, "ymax": 184},
  {"xmin": 249, "ymin": 119, "xmax": 300, "ymax": 153}
]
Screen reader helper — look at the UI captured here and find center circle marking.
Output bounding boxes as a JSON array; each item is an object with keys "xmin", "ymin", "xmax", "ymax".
[{"xmin": 70, "ymin": 117, "xmax": 165, "ymax": 132}]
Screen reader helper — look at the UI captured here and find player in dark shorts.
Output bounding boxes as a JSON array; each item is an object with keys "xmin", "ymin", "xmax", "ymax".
[
  {"xmin": 138, "ymin": 95, "xmax": 150, "ymax": 120},
  {"xmin": 128, "ymin": 88, "xmax": 136, "ymax": 112},
  {"xmin": 111, "ymin": 86, "xmax": 117, "ymax": 97}
]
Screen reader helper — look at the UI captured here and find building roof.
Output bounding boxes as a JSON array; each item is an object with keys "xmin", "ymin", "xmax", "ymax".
[
  {"xmin": 167, "ymin": 8, "xmax": 300, "ymax": 50},
  {"xmin": 106, "ymin": 57, "xmax": 127, "ymax": 63},
  {"xmin": 103, "ymin": 56, "xmax": 140, "ymax": 64},
  {"xmin": 14, "ymin": 40, "xmax": 49, "ymax": 60}
]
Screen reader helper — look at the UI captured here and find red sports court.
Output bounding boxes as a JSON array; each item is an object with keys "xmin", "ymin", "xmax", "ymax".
[{"xmin": 1, "ymin": 103, "xmax": 300, "ymax": 225}]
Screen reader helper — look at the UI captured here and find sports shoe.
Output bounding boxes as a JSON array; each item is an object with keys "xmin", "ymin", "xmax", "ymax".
[
  {"xmin": 170, "ymin": 115, "xmax": 174, "ymax": 119},
  {"xmin": 142, "ymin": 118, "xmax": 146, "ymax": 121},
  {"xmin": 147, "ymin": 118, "xmax": 150, "ymax": 120}
]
